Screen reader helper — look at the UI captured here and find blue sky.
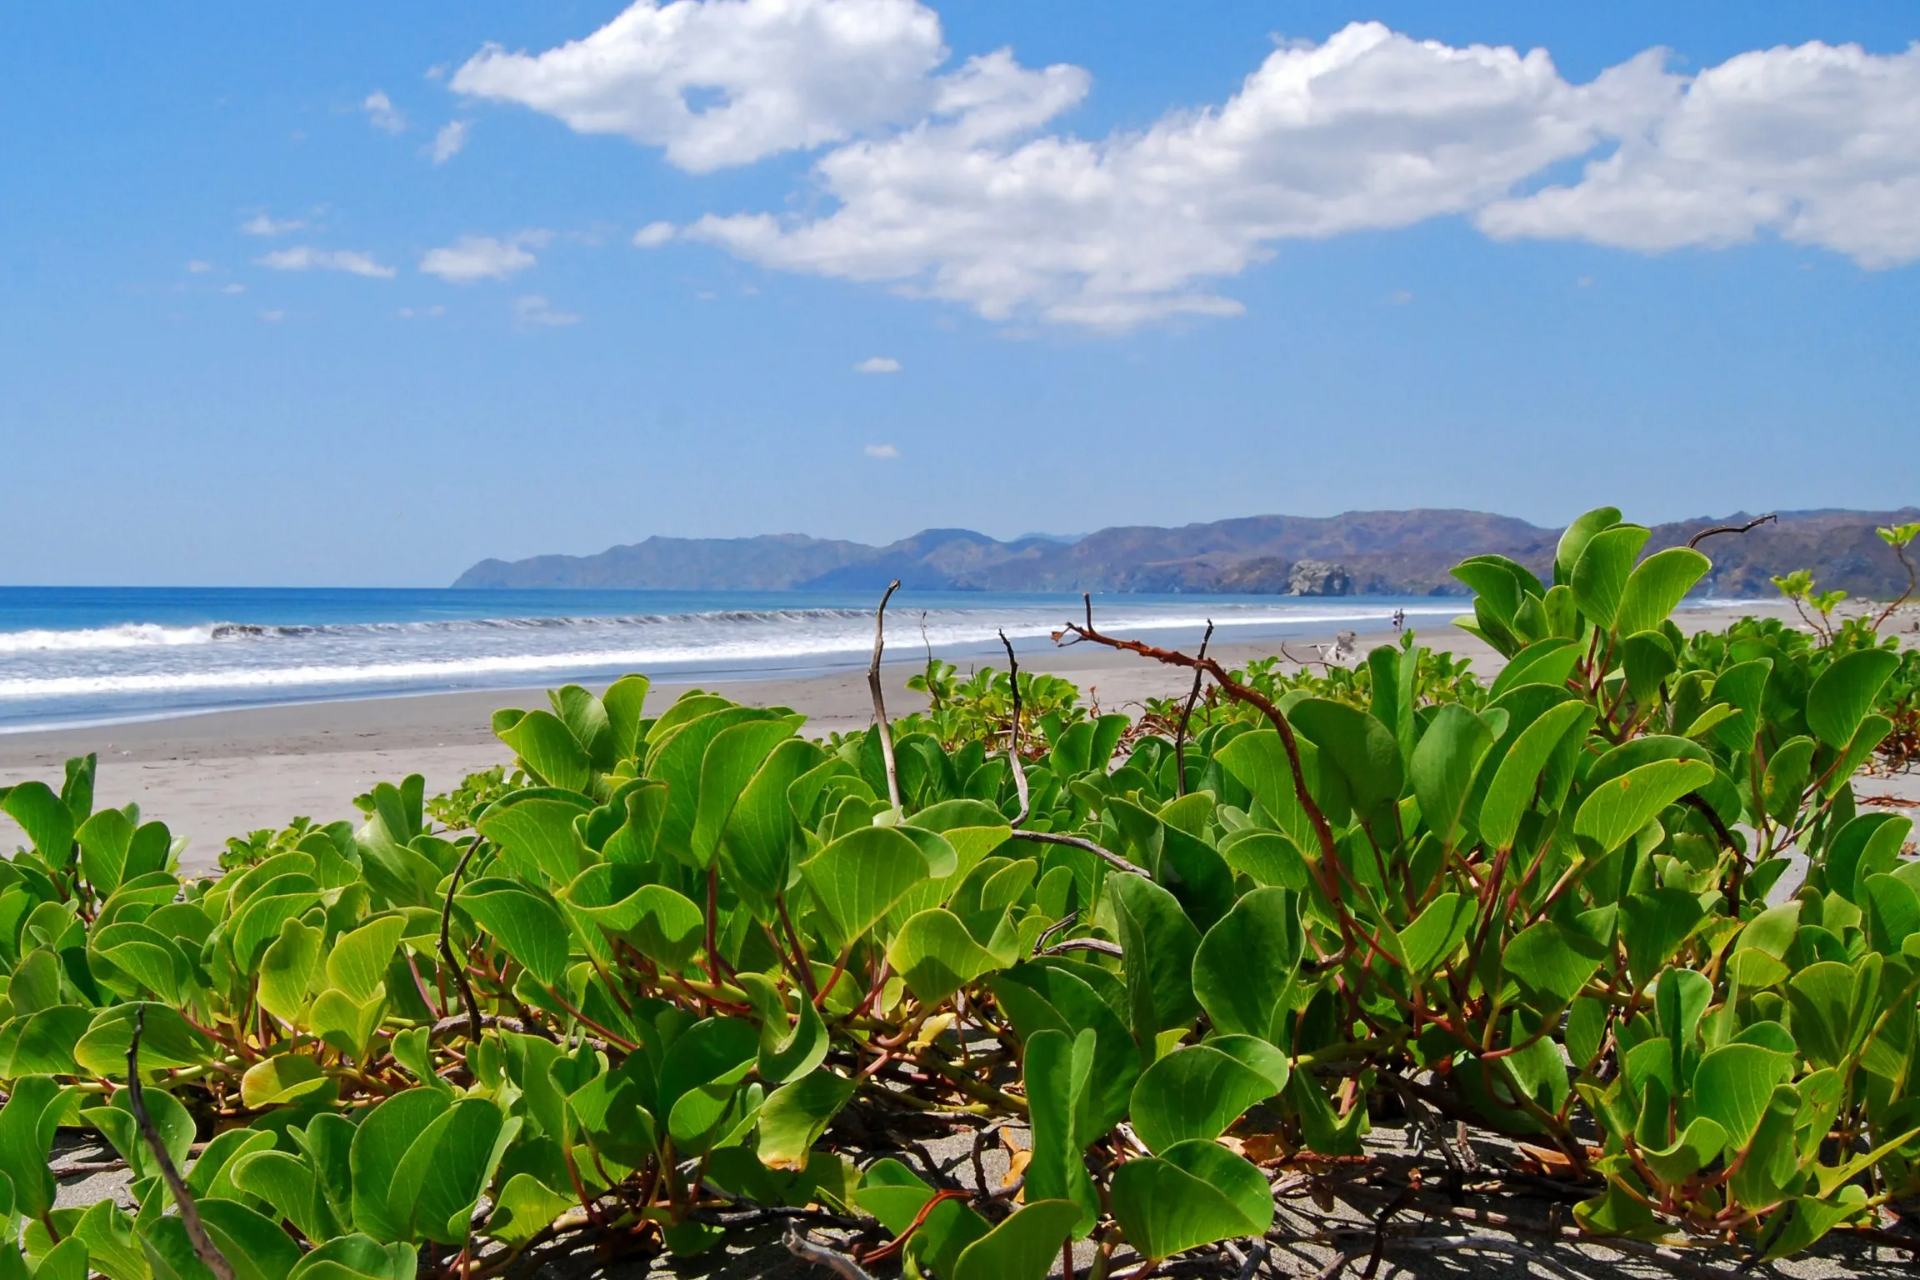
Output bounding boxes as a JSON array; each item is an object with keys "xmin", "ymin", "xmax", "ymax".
[{"xmin": 2, "ymin": 1, "xmax": 1917, "ymax": 586}]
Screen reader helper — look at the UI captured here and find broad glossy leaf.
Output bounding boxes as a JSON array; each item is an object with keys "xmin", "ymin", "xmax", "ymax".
[
  {"xmin": 456, "ymin": 879, "xmax": 570, "ymax": 986},
  {"xmin": 497, "ymin": 710, "xmax": 592, "ymax": 792},
  {"xmin": 477, "ymin": 798, "xmax": 589, "ymax": 885},
  {"xmin": 720, "ymin": 738, "xmax": 822, "ymax": 899},
  {"xmin": 1409, "ymin": 704, "xmax": 1494, "ymax": 848},
  {"xmin": 888, "ymin": 908, "xmax": 1006, "ymax": 1006},
  {"xmin": 756, "ymin": 1069, "xmax": 854, "ymax": 1171},
  {"xmin": 691, "ymin": 719, "xmax": 799, "ymax": 869},
  {"xmin": 1398, "ymin": 892, "xmax": 1475, "ymax": 974},
  {"xmin": 1109, "ymin": 873, "xmax": 1202, "ymax": 1043},
  {"xmin": 1109, "ymin": 1141, "xmax": 1272, "ymax": 1263},
  {"xmin": 350, "ymin": 1088, "xmax": 451, "ymax": 1242},
  {"xmin": 1573, "ymin": 759, "xmax": 1713, "ymax": 854},
  {"xmin": 1806, "ymin": 648, "xmax": 1900, "ymax": 748},
  {"xmin": 240, "ymin": 1054, "xmax": 330, "ymax": 1109},
  {"xmin": 258, "ymin": 917, "xmax": 324, "ymax": 1023},
  {"xmin": 1614, "ymin": 547, "xmax": 1710, "ymax": 637},
  {"xmin": 1192, "ymin": 887, "xmax": 1300, "ymax": 1041},
  {"xmin": 1129, "ymin": 1036, "xmax": 1288, "ymax": 1152},
  {"xmin": 952, "ymin": 1200, "xmax": 1083, "ymax": 1280},
  {"xmin": 1693, "ymin": 1043, "xmax": 1794, "ymax": 1151},
  {"xmin": 1569, "ymin": 524, "xmax": 1649, "ymax": 629},
  {"xmin": 486, "ymin": 1174, "xmax": 576, "ymax": 1248},
  {"xmin": 2, "ymin": 782, "xmax": 74, "ymax": 865},
  {"xmin": 1555, "ymin": 506, "xmax": 1622, "ymax": 585},
  {"xmin": 797, "ymin": 826, "xmax": 929, "ymax": 950}
]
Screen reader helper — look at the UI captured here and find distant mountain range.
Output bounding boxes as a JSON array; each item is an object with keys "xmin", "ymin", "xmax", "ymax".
[{"xmin": 453, "ymin": 507, "xmax": 1920, "ymax": 599}]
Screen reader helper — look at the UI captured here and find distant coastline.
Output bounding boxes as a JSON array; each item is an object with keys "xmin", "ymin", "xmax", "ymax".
[{"xmin": 455, "ymin": 506, "xmax": 1920, "ymax": 599}]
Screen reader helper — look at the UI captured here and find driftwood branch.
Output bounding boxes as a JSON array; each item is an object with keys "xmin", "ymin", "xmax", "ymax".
[
  {"xmin": 1173, "ymin": 620, "xmax": 1215, "ymax": 797},
  {"xmin": 998, "ymin": 629, "xmax": 1030, "ymax": 828},
  {"xmin": 439, "ymin": 836, "xmax": 486, "ymax": 1042},
  {"xmin": 869, "ymin": 580, "xmax": 904, "ymax": 812},
  {"xmin": 784, "ymin": 1226, "xmax": 876, "ymax": 1280},
  {"xmin": 128, "ymin": 1007, "xmax": 237, "ymax": 1280},
  {"xmin": 1687, "ymin": 512, "xmax": 1776, "ymax": 549},
  {"xmin": 1039, "ymin": 936, "xmax": 1125, "ymax": 958},
  {"xmin": 1009, "ymin": 828, "xmax": 1151, "ymax": 879}
]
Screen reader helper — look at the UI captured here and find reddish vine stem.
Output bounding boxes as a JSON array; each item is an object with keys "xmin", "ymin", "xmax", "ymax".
[{"xmin": 1055, "ymin": 598, "xmax": 1352, "ymax": 964}]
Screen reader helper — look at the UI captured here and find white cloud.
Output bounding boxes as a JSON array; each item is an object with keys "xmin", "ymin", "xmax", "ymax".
[
  {"xmin": 854, "ymin": 355, "xmax": 900, "ymax": 373},
  {"xmin": 461, "ymin": 8, "xmax": 1920, "ymax": 328},
  {"xmin": 1475, "ymin": 40, "xmax": 1920, "ymax": 267},
  {"xmin": 255, "ymin": 246, "xmax": 397, "ymax": 278},
  {"xmin": 864, "ymin": 443, "xmax": 900, "ymax": 458},
  {"xmin": 450, "ymin": 0, "xmax": 948, "ymax": 171},
  {"xmin": 1390, "ymin": 290, "xmax": 1413, "ymax": 305},
  {"xmin": 258, "ymin": 309, "xmax": 287, "ymax": 323},
  {"xmin": 364, "ymin": 90, "xmax": 406, "ymax": 133},
  {"xmin": 240, "ymin": 213, "xmax": 305, "ymax": 236},
  {"xmin": 399, "ymin": 304, "xmax": 447, "ymax": 318},
  {"xmin": 633, "ymin": 220, "xmax": 677, "ymax": 248},
  {"xmin": 431, "ymin": 119, "xmax": 471, "ymax": 163},
  {"xmin": 186, "ymin": 260, "xmax": 213, "ymax": 273},
  {"xmin": 419, "ymin": 232, "xmax": 547, "ymax": 282},
  {"xmin": 221, "ymin": 283, "xmax": 247, "ymax": 295},
  {"xmin": 514, "ymin": 295, "xmax": 580, "ymax": 326}
]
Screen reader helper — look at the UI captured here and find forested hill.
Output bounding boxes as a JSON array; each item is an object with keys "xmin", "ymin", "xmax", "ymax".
[{"xmin": 453, "ymin": 507, "xmax": 1920, "ymax": 598}]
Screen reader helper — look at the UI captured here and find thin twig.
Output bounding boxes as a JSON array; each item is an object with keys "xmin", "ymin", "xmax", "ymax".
[
  {"xmin": 128, "ymin": 1007, "xmax": 237, "ymax": 1280},
  {"xmin": 1688, "ymin": 512, "xmax": 1776, "ymax": 549},
  {"xmin": 1009, "ymin": 828, "xmax": 1150, "ymax": 878},
  {"xmin": 870, "ymin": 580, "xmax": 904, "ymax": 812},
  {"xmin": 784, "ymin": 1226, "xmax": 876, "ymax": 1279},
  {"xmin": 1173, "ymin": 620, "xmax": 1215, "ymax": 797},
  {"xmin": 999, "ymin": 629, "xmax": 1031, "ymax": 828},
  {"xmin": 1040, "ymin": 937, "xmax": 1125, "ymax": 958},
  {"xmin": 439, "ymin": 836, "xmax": 486, "ymax": 1040}
]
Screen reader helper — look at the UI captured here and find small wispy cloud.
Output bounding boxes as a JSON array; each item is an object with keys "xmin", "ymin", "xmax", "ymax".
[
  {"xmin": 240, "ymin": 213, "xmax": 305, "ymax": 237},
  {"xmin": 363, "ymin": 90, "xmax": 405, "ymax": 133},
  {"xmin": 514, "ymin": 295, "xmax": 579, "ymax": 327},
  {"xmin": 420, "ymin": 232, "xmax": 546, "ymax": 283},
  {"xmin": 221, "ymin": 283, "xmax": 247, "ymax": 295},
  {"xmin": 1390, "ymin": 290, "xmax": 1413, "ymax": 305},
  {"xmin": 864, "ymin": 443, "xmax": 900, "ymax": 459},
  {"xmin": 258, "ymin": 309, "xmax": 287, "ymax": 323},
  {"xmin": 399, "ymin": 304, "xmax": 447, "ymax": 319},
  {"xmin": 186, "ymin": 260, "xmax": 214, "ymax": 274},
  {"xmin": 430, "ymin": 120, "xmax": 471, "ymax": 164},
  {"xmin": 633, "ymin": 221, "xmax": 676, "ymax": 249},
  {"xmin": 854, "ymin": 356, "xmax": 901, "ymax": 374},
  {"xmin": 255, "ymin": 246, "xmax": 397, "ymax": 278}
]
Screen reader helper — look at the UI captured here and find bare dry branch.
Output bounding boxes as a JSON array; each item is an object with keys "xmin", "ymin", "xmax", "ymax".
[
  {"xmin": 1687, "ymin": 512, "xmax": 1776, "ymax": 549},
  {"xmin": 440, "ymin": 835, "xmax": 486, "ymax": 1041},
  {"xmin": 998, "ymin": 629, "xmax": 1030, "ymax": 828},
  {"xmin": 1173, "ymin": 620, "xmax": 1215, "ymax": 797},
  {"xmin": 784, "ymin": 1226, "xmax": 876, "ymax": 1279},
  {"xmin": 870, "ymin": 580, "xmax": 904, "ymax": 812},
  {"xmin": 128, "ymin": 1007, "xmax": 237, "ymax": 1280}
]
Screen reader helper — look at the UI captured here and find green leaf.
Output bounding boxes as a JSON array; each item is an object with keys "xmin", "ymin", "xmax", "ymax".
[
  {"xmin": 1398, "ymin": 892, "xmax": 1475, "ymax": 975},
  {"xmin": 0, "ymin": 1076, "xmax": 67, "ymax": 1219},
  {"xmin": 350, "ymin": 1089, "xmax": 451, "ymax": 1242},
  {"xmin": 1693, "ymin": 1044, "xmax": 1794, "ymax": 1151},
  {"xmin": 198, "ymin": 1199, "xmax": 304, "ymax": 1280},
  {"xmin": 2, "ymin": 782, "xmax": 74, "ymax": 865},
  {"xmin": 721, "ymin": 738, "xmax": 822, "ymax": 899},
  {"xmin": 1129, "ymin": 1036, "xmax": 1289, "ymax": 1152},
  {"xmin": 1192, "ymin": 887, "xmax": 1301, "ymax": 1041},
  {"xmin": 691, "ymin": 719, "xmax": 799, "ymax": 869},
  {"xmin": 737, "ymin": 972, "xmax": 829, "ymax": 1084},
  {"xmin": 75, "ymin": 807, "xmax": 135, "ymax": 898},
  {"xmin": 496, "ymin": 710, "xmax": 592, "ymax": 792},
  {"xmin": 476, "ymin": 798, "xmax": 589, "ymax": 886},
  {"xmin": 951, "ymin": 1200, "xmax": 1084, "ymax": 1280},
  {"xmin": 626, "ymin": 884, "xmax": 706, "ymax": 972},
  {"xmin": 258, "ymin": 918, "xmax": 324, "ymax": 1023},
  {"xmin": 485, "ymin": 1174, "xmax": 576, "ymax": 1248},
  {"xmin": 1614, "ymin": 548, "xmax": 1710, "ymax": 637},
  {"xmin": 797, "ymin": 826, "xmax": 930, "ymax": 950},
  {"xmin": 1409, "ymin": 705, "xmax": 1495, "ymax": 848},
  {"xmin": 1021, "ymin": 1029, "xmax": 1101, "ymax": 1238},
  {"xmin": 69, "ymin": 1201, "xmax": 148, "ymax": 1280},
  {"xmin": 756, "ymin": 1070, "xmax": 854, "ymax": 1171},
  {"xmin": 1109, "ymin": 873, "xmax": 1202, "ymax": 1044},
  {"xmin": 230, "ymin": 1149, "xmax": 336, "ymax": 1244},
  {"xmin": 1479, "ymin": 702, "xmax": 1595, "ymax": 853},
  {"xmin": 1504, "ymin": 918, "xmax": 1610, "ymax": 1011},
  {"xmin": 405, "ymin": 1099, "xmax": 517, "ymax": 1245},
  {"xmin": 1109, "ymin": 1141, "xmax": 1272, "ymax": 1263},
  {"xmin": 887, "ymin": 908, "xmax": 1007, "ymax": 1006},
  {"xmin": 456, "ymin": 880, "xmax": 570, "ymax": 987},
  {"xmin": 286, "ymin": 1237, "xmax": 416, "ymax": 1280},
  {"xmin": 75, "ymin": 1004, "xmax": 217, "ymax": 1077},
  {"xmin": 1570, "ymin": 524, "xmax": 1649, "ymax": 629},
  {"xmin": 1573, "ymin": 759, "xmax": 1713, "ymax": 854},
  {"xmin": 1806, "ymin": 649, "xmax": 1901, "ymax": 749},
  {"xmin": 1555, "ymin": 506, "xmax": 1623, "ymax": 585},
  {"xmin": 240, "ymin": 1054, "xmax": 331, "ymax": 1109},
  {"xmin": 1289, "ymin": 699, "xmax": 1402, "ymax": 825}
]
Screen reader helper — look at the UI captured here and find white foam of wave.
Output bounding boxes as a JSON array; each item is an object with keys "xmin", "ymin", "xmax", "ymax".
[
  {"xmin": 0, "ymin": 603, "xmax": 1464, "ymax": 701},
  {"xmin": 0, "ymin": 623, "xmax": 218, "ymax": 653}
]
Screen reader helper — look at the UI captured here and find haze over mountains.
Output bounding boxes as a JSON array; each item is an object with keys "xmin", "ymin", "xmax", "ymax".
[{"xmin": 455, "ymin": 508, "xmax": 1920, "ymax": 599}]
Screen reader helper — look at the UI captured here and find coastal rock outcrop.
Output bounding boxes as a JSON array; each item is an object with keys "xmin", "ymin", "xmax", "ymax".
[{"xmin": 1286, "ymin": 560, "xmax": 1354, "ymax": 596}]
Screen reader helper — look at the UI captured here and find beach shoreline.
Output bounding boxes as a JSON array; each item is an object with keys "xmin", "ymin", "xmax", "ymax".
[{"xmin": 0, "ymin": 601, "xmax": 1818, "ymax": 868}]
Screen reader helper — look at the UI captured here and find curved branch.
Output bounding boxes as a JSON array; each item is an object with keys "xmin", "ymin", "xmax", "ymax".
[
  {"xmin": 1687, "ymin": 513, "xmax": 1776, "ymax": 550},
  {"xmin": 1009, "ymin": 828, "xmax": 1151, "ymax": 879},
  {"xmin": 998, "ymin": 629, "xmax": 1030, "ymax": 828},
  {"xmin": 1173, "ymin": 620, "xmax": 1215, "ymax": 797},
  {"xmin": 128, "ymin": 1008, "xmax": 237, "ymax": 1280},
  {"xmin": 869, "ymin": 580, "xmax": 904, "ymax": 812},
  {"xmin": 439, "ymin": 836, "xmax": 486, "ymax": 1042}
]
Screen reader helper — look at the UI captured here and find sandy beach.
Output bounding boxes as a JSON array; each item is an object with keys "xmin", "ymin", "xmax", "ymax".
[{"xmin": 6, "ymin": 599, "xmax": 1895, "ymax": 871}]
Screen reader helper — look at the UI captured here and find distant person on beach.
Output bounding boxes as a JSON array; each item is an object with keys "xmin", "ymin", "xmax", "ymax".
[{"xmin": 1392, "ymin": 608, "xmax": 1405, "ymax": 632}]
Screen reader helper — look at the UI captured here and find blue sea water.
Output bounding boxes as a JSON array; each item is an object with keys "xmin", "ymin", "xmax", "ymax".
[{"xmin": 0, "ymin": 586, "xmax": 1471, "ymax": 731}]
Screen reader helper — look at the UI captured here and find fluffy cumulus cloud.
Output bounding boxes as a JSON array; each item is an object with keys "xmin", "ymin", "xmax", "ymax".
[
  {"xmin": 255, "ymin": 246, "xmax": 396, "ymax": 278},
  {"xmin": 452, "ymin": 4, "xmax": 1920, "ymax": 327},
  {"xmin": 430, "ymin": 119, "xmax": 472, "ymax": 163},
  {"xmin": 419, "ymin": 232, "xmax": 547, "ymax": 282},
  {"xmin": 1476, "ymin": 40, "xmax": 1920, "ymax": 267},
  {"xmin": 241, "ymin": 213, "xmax": 306, "ymax": 236},
  {"xmin": 363, "ymin": 90, "xmax": 406, "ymax": 133},
  {"xmin": 451, "ymin": 0, "xmax": 947, "ymax": 172}
]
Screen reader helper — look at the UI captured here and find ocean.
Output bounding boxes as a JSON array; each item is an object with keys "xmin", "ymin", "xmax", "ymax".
[{"xmin": 0, "ymin": 586, "xmax": 1472, "ymax": 732}]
